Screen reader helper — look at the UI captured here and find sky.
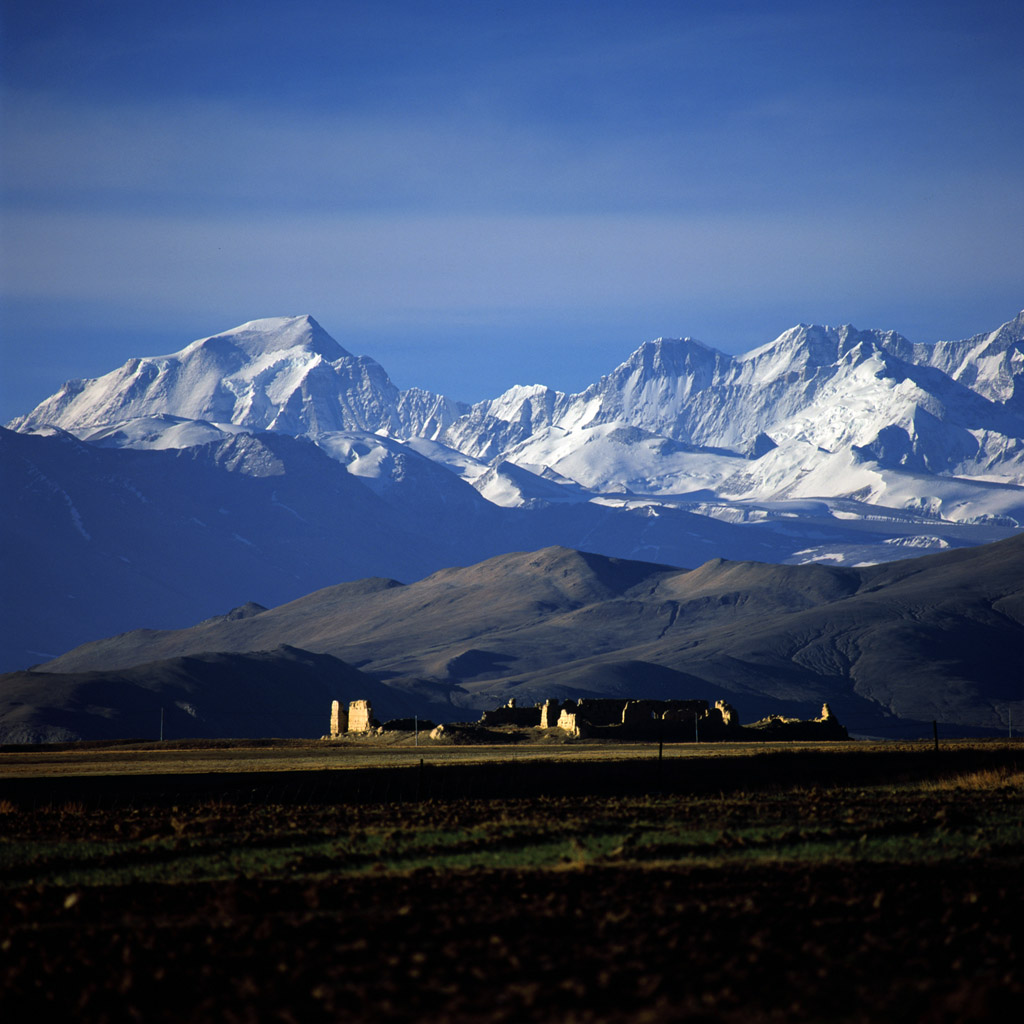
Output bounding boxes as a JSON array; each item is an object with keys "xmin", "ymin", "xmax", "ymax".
[{"xmin": 2, "ymin": 0, "xmax": 1023, "ymax": 420}]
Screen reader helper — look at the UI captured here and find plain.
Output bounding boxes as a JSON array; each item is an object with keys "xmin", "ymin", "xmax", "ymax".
[{"xmin": 1, "ymin": 739, "xmax": 1021, "ymax": 1022}]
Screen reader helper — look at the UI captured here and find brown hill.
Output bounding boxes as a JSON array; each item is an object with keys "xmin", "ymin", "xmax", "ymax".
[
  {"xmin": 13, "ymin": 536, "xmax": 1024, "ymax": 738},
  {"xmin": 0, "ymin": 645, "xmax": 428, "ymax": 744}
]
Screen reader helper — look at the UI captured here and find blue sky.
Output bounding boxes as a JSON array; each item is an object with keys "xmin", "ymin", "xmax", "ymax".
[{"xmin": 2, "ymin": 0, "xmax": 1023, "ymax": 420}]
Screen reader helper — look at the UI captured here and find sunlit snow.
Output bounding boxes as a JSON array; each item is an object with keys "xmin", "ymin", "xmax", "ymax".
[{"xmin": 7, "ymin": 309, "xmax": 1024, "ymax": 566}]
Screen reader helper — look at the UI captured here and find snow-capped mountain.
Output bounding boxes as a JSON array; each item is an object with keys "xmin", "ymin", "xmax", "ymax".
[
  {"xmin": 11, "ymin": 315, "xmax": 469, "ymax": 440},
  {"xmin": 5, "ymin": 310, "xmax": 1024, "ymax": 670},
  {"xmin": 922, "ymin": 313, "xmax": 1024, "ymax": 407},
  {"xmin": 440, "ymin": 318, "xmax": 1024, "ymax": 485},
  {"xmin": 11, "ymin": 310, "xmax": 1024, "ymax": 519},
  {"xmin": 14, "ymin": 311, "xmax": 1024, "ymax": 489}
]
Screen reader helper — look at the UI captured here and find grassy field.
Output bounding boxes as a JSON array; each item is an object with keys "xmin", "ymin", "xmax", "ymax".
[
  {"xmin": 1, "ymin": 740, "xmax": 1022, "ymax": 1021},
  {"xmin": 1, "ymin": 736, "xmax": 755, "ymax": 777},
  {"xmin": 0, "ymin": 732, "xmax": 1008, "ymax": 774}
]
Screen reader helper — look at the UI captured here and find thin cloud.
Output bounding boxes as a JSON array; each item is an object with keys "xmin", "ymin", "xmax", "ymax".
[
  {"xmin": 5, "ymin": 86, "xmax": 1019, "ymax": 221},
  {"xmin": 5, "ymin": 205, "xmax": 1019, "ymax": 315},
  {"xmin": 2, "ymin": 0, "xmax": 1022, "ymax": 418}
]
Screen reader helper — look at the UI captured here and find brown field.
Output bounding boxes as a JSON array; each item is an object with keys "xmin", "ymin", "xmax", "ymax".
[
  {"xmin": 0, "ymin": 736, "xmax": 879, "ymax": 778},
  {"xmin": 2, "ymin": 739, "xmax": 1022, "ymax": 1022}
]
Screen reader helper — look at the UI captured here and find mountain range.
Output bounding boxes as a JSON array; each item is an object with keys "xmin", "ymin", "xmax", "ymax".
[
  {"xmin": 3, "ymin": 309, "xmax": 1023, "ymax": 735},
  {"xmin": 5, "ymin": 536, "xmax": 1022, "ymax": 743}
]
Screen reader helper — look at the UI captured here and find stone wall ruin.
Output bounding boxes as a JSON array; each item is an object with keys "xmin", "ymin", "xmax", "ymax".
[
  {"xmin": 744, "ymin": 702, "xmax": 848, "ymax": 740},
  {"xmin": 329, "ymin": 700, "xmax": 347, "ymax": 738},
  {"xmin": 480, "ymin": 696, "xmax": 844, "ymax": 741},
  {"xmin": 326, "ymin": 695, "xmax": 846, "ymax": 742},
  {"xmin": 347, "ymin": 699, "xmax": 374, "ymax": 733},
  {"xmin": 479, "ymin": 698, "xmax": 542, "ymax": 728},
  {"xmin": 327, "ymin": 699, "xmax": 376, "ymax": 736},
  {"xmin": 550, "ymin": 697, "xmax": 737, "ymax": 740}
]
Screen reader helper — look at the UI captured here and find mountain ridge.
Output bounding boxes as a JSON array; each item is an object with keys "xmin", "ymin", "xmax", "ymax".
[
  {"xmin": 13, "ymin": 310, "xmax": 1023, "ymax": 519},
  {"xmin": 9, "ymin": 315, "xmax": 470, "ymax": 440},
  {"xmin": 4, "ymin": 309, "xmax": 1024, "ymax": 673},
  {"xmin": 12, "ymin": 312, "xmax": 1024, "ymax": 467},
  {"xmin": 16, "ymin": 534, "xmax": 1023, "ymax": 740}
]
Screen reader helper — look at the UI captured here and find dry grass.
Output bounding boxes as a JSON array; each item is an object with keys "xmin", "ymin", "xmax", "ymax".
[
  {"xmin": 2, "ymin": 736, "xmax": 1016, "ymax": 780},
  {"xmin": 919, "ymin": 765, "xmax": 1024, "ymax": 792}
]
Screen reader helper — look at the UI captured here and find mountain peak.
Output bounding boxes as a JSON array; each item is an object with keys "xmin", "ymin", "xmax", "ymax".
[
  {"xmin": 186, "ymin": 314, "xmax": 351, "ymax": 361},
  {"xmin": 614, "ymin": 336, "xmax": 727, "ymax": 382},
  {"xmin": 8, "ymin": 315, "xmax": 416, "ymax": 436},
  {"xmin": 739, "ymin": 322, "xmax": 911, "ymax": 373}
]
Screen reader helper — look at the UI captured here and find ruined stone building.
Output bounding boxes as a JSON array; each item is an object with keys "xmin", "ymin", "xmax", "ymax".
[
  {"xmin": 543, "ymin": 697, "xmax": 738, "ymax": 740},
  {"xmin": 329, "ymin": 699, "xmax": 375, "ymax": 737},
  {"xmin": 476, "ymin": 696, "xmax": 845, "ymax": 741},
  {"xmin": 328, "ymin": 695, "xmax": 847, "ymax": 742},
  {"xmin": 328, "ymin": 700, "xmax": 435, "ymax": 737}
]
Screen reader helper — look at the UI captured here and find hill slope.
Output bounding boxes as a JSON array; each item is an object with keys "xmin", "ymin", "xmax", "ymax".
[
  {"xmin": 0, "ymin": 645, "xmax": 434, "ymax": 745},
  {"xmin": 26, "ymin": 536, "xmax": 1024, "ymax": 739},
  {"xmin": 10, "ymin": 424, "xmax": 958, "ymax": 671}
]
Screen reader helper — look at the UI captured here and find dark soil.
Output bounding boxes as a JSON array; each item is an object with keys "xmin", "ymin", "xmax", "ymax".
[
  {"xmin": 2, "ymin": 744, "xmax": 1021, "ymax": 1022},
  {"xmin": 2, "ymin": 862, "xmax": 1019, "ymax": 1023}
]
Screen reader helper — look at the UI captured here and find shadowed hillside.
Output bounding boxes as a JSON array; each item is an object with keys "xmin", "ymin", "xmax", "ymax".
[
  {"xmin": 11, "ymin": 535, "xmax": 1022, "ymax": 740},
  {"xmin": 0, "ymin": 645, "xmax": 433, "ymax": 745}
]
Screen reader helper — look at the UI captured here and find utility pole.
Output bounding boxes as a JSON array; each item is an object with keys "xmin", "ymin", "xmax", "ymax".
[
  {"xmin": 160, "ymin": 707, "xmax": 164, "ymax": 742},
  {"xmin": 414, "ymin": 716, "xmax": 418, "ymax": 746}
]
